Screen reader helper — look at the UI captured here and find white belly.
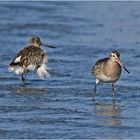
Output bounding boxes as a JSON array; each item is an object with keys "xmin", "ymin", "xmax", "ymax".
[{"xmin": 97, "ymin": 73, "xmax": 118, "ymax": 83}]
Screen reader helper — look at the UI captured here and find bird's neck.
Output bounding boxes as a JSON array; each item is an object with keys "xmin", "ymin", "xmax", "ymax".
[{"xmin": 107, "ymin": 59, "xmax": 117, "ymax": 67}]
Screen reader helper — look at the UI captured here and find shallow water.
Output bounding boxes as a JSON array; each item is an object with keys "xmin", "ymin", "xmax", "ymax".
[{"xmin": 0, "ymin": 1, "xmax": 140, "ymax": 139}]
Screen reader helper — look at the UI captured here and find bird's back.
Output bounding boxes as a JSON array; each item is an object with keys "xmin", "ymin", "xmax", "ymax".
[{"xmin": 10, "ymin": 45, "xmax": 45, "ymax": 67}]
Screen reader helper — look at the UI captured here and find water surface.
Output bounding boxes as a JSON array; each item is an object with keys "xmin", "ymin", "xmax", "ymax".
[{"xmin": 0, "ymin": 1, "xmax": 140, "ymax": 139}]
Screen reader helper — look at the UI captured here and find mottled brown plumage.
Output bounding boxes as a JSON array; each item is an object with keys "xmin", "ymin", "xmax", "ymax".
[
  {"xmin": 10, "ymin": 46, "xmax": 46, "ymax": 68},
  {"xmin": 9, "ymin": 36, "xmax": 55, "ymax": 83}
]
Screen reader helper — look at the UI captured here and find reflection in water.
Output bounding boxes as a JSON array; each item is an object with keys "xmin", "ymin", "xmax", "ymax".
[
  {"xmin": 94, "ymin": 100, "xmax": 122, "ymax": 127},
  {"xmin": 15, "ymin": 86, "xmax": 48, "ymax": 94},
  {"xmin": 3, "ymin": 83, "xmax": 48, "ymax": 94}
]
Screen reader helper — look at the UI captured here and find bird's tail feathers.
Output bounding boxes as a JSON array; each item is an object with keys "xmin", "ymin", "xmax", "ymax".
[{"xmin": 37, "ymin": 64, "xmax": 50, "ymax": 79}]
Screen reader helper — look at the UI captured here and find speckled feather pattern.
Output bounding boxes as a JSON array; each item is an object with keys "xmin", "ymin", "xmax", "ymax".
[
  {"xmin": 10, "ymin": 45, "xmax": 46, "ymax": 68},
  {"xmin": 92, "ymin": 58, "xmax": 108, "ymax": 76}
]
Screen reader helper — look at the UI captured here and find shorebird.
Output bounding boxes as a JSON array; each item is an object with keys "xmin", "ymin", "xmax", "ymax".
[
  {"xmin": 92, "ymin": 50, "xmax": 130, "ymax": 97},
  {"xmin": 9, "ymin": 36, "xmax": 55, "ymax": 83}
]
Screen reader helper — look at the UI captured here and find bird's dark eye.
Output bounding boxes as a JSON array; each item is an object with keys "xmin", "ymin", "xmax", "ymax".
[{"xmin": 113, "ymin": 55, "xmax": 115, "ymax": 57}]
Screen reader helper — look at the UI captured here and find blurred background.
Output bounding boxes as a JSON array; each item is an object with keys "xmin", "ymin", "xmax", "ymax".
[{"xmin": 0, "ymin": 1, "xmax": 139, "ymax": 139}]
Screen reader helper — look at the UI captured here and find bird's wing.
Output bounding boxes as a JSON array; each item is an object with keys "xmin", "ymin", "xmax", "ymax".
[
  {"xmin": 10, "ymin": 46, "xmax": 44, "ymax": 66},
  {"xmin": 92, "ymin": 57, "xmax": 109, "ymax": 75},
  {"xmin": 10, "ymin": 47, "xmax": 28, "ymax": 66}
]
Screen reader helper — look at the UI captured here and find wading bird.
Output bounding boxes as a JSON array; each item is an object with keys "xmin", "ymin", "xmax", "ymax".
[
  {"xmin": 92, "ymin": 50, "xmax": 130, "ymax": 97},
  {"xmin": 9, "ymin": 36, "xmax": 55, "ymax": 83}
]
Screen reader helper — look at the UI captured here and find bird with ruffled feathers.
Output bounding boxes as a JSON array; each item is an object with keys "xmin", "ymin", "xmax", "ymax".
[{"xmin": 9, "ymin": 36, "xmax": 56, "ymax": 83}]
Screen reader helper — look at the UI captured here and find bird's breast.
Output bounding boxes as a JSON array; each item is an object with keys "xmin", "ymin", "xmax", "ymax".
[{"xmin": 101, "ymin": 61, "xmax": 122, "ymax": 82}]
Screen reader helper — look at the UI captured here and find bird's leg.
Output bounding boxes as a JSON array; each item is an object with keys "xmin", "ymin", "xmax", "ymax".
[
  {"xmin": 24, "ymin": 72, "xmax": 28, "ymax": 80},
  {"xmin": 93, "ymin": 84, "xmax": 97, "ymax": 97},
  {"xmin": 93, "ymin": 79, "xmax": 99, "ymax": 99},
  {"xmin": 21, "ymin": 74, "xmax": 25, "ymax": 83},
  {"xmin": 112, "ymin": 83, "xmax": 115, "ymax": 96},
  {"xmin": 21, "ymin": 72, "xmax": 28, "ymax": 84}
]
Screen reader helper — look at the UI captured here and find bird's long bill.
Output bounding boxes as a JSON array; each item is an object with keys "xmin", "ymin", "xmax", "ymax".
[
  {"xmin": 42, "ymin": 43, "xmax": 56, "ymax": 48},
  {"xmin": 116, "ymin": 59, "xmax": 130, "ymax": 74}
]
